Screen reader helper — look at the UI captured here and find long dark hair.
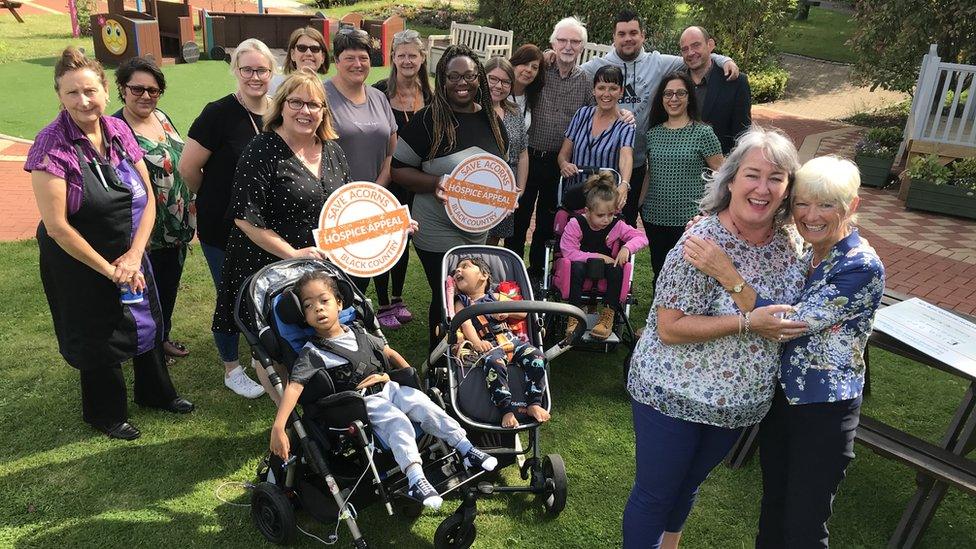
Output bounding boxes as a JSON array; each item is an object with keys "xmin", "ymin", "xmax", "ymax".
[
  {"xmin": 648, "ymin": 71, "xmax": 700, "ymax": 128},
  {"xmin": 509, "ymin": 44, "xmax": 546, "ymax": 112},
  {"xmin": 428, "ymin": 45, "xmax": 506, "ymax": 161}
]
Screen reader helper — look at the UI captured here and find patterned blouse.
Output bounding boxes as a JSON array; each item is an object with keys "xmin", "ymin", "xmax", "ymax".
[
  {"xmin": 627, "ymin": 216, "xmax": 807, "ymax": 428},
  {"xmin": 642, "ymin": 122, "xmax": 722, "ymax": 227},
  {"xmin": 776, "ymin": 229, "xmax": 885, "ymax": 404}
]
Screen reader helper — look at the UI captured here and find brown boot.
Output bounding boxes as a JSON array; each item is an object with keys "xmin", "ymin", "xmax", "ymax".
[
  {"xmin": 565, "ymin": 316, "xmax": 579, "ymax": 341},
  {"xmin": 590, "ymin": 306, "xmax": 615, "ymax": 340}
]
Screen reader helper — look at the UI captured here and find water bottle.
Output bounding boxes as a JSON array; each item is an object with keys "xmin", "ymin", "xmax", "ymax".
[{"xmin": 119, "ymin": 283, "xmax": 144, "ymax": 305}]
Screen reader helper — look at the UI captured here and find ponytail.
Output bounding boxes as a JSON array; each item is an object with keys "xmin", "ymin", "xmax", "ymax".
[
  {"xmin": 54, "ymin": 46, "xmax": 107, "ymax": 91},
  {"xmin": 583, "ymin": 172, "xmax": 618, "ymax": 209}
]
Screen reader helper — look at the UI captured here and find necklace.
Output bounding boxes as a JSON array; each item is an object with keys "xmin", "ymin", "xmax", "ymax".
[
  {"xmin": 396, "ymin": 85, "xmax": 420, "ymax": 122},
  {"xmin": 728, "ymin": 214, "xmax": 773, "ymax": 246},
  {"xmin": 235, "ymin": 92, "xmax": 266, "ymax": 135}
]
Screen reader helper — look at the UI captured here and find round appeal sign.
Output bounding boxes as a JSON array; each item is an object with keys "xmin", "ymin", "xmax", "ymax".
[
  {"xmin": 442, "ymin": 153, "xmax": 518, "ymax": 232},
  {"xmin": 313, "ymin": 182, "xmax": 411, "ymax": 277}
]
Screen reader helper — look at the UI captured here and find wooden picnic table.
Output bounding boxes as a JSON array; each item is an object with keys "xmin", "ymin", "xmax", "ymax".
[
  {"xmin": 3, "ymin": 0, "xmax": 25, "ymax": 22},
  {"xmin": 725, "ymin": 289, "xmax": 976, "ymax": 548}
]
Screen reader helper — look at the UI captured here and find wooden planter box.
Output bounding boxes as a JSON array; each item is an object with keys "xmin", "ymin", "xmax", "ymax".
[
  {"xmin": 905, "ymin": 179, "xmax": 976, "ymax": 220},
  {"xmin": 855, "ymin": 154, "xmax": 895, "ymax": 188}
]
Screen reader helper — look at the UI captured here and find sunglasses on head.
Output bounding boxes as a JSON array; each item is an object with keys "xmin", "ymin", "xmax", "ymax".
[{"xmin": 294, "ymin": 44, "xmax": 323, "ymax": 54}]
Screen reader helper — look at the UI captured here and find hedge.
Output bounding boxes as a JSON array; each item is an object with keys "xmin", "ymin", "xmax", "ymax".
[{"xmin": 750, "ymin": 65, "xmax": 789, "ymax": 103}]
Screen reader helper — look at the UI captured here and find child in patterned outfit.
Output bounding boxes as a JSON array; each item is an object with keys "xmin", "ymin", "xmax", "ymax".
[{"xmin": 453, "ymin": 258, "xmax": 549, "ymax": 429}]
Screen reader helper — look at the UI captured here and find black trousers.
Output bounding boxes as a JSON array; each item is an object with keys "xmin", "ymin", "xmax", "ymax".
[
  {"xmin": 79, "ymin": 346, "xmax": 178, "ymax": 427},
  {"xmin": 372, "ymin": 238, "xmax": 411, "ymax": 307},
  {"xmin": 506, "ymin": 150, "xmax": 560, "ymax": 278},
  {"xmin": 756, "ymin": 387, "xmax": 862, "ymax": 549},
  {"xmin": 643, "ymin": 223, "xmax": 686, "ymax": 287},
  {"xmin": 147, "ymin": 245, "xmax": 186, "ymax": 341},
  {"xmin": 568, "ymin": 261, "xmax": 624, "ymax": 308},
  {"xmin": 621, "ymin": 163, "xmax": 647, "ymax": 228},
  {"xmin": 415, "ymin": 246, "xmax": 446, "ymax": 352}
]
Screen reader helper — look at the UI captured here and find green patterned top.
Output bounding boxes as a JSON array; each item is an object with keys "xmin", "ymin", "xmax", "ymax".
[
  {"xmin": 641, "ymin": 122, "xmax": 722, "ymax": 226},
  {"xmin": 133, "ymin": 110, "xmax": 196, "ymax": 250}
]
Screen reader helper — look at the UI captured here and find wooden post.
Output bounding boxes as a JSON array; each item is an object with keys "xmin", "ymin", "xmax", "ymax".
[{"xmin": 68, "ymin": 0, "xmax": 80, "ymax": 37}]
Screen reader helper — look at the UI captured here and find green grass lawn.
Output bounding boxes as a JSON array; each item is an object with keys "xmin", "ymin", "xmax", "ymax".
[
  {"xmin": 773, "ymin": 7, "xmax": 856, "ymax": 64},
  {"xmin": 1, "ymin": 239, "xmax": 975, "ymax": 547}
]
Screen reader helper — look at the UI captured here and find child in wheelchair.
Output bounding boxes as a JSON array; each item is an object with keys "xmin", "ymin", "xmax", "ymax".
[
  {"xmin": 559, "ymin": 173, "xmax": 648, "ymax": 340},
  {"xmin": 269, "ymin": 270, "xmax": 497, "ymax": 511},
  {"xmin": 452, "ymin": 257, "xmax": 550, "ymax": 429}
]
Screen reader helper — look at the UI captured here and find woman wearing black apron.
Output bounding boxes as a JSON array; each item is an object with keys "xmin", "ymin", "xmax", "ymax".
[{"xmin": 26, "ymin": 48, "xmax": 192, "ymax": 440}]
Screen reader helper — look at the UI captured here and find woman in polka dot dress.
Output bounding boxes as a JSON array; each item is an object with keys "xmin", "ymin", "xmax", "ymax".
[
  {"xmin": 638, "ymin": 71, "xmax": 725, "ymax": 287},
  {"xmin": 211, "ymin": 70, "xmax": 350, "ymax": 403}
]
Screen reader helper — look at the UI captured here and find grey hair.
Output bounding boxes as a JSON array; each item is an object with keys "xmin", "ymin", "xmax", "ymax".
[
  {"xmin": 699, "ymin": 125, "xmax": 800, "ymax": 224},
  {"xmin": 550, "ymin": 16, "xmax": 588, "ymax": 46}
]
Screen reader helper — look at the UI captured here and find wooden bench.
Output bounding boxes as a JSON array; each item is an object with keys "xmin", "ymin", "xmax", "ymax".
[
  {"xmin": 2, "ymin": 0, "xmax": 24, "ymax": 23},
  {"xmin": 579, "ymin": 42, "xmax": 612, "ymax": 64},
  {"xmin": 427, "ymin": 22, "xmax": 513, "ymax": 74}
]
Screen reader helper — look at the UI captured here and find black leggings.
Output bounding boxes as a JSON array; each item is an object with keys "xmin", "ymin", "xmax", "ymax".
[
  {"xmin": 79, "ymin": 346, "xmax": 178, "ymax": 426},
  {"xmin": 147, "ymin": 245, "xmax": 186, "ymax": 341},
  {"xmin": 372, "ymin": 239, "xmax": 411, "ymax": 307},
  {"xmin": 415, "ymin": 247, "xmax": 446, "ymax": 351},
  {"xmin": 643, "ymin": 223, "xmax": 686, "ymax": 287}
]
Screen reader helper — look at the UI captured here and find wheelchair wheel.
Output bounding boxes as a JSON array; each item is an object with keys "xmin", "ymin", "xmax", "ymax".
[
  {"xmin": 251, "ymin": 482, "xmax": 297, "ymax": 545},
  {"xmin": 539, "ymin": 454, "xmax": 568, "ymax": 516},
  {"xmin": 433, "ymin": 512, "xmax": 477, "ymax": 549}
]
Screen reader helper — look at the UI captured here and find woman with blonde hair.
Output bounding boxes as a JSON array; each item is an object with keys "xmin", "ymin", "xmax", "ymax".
[
  {"xmin": 211, "ymin": 69, "xmax": 350, "ymax": 403},
  {"xmin": 179, "ymin": 38, "xmax": 277, "ymax": 398},
  {"xmin": 268, "ymin": 26, "xmax": 329, "ymax": 96}
]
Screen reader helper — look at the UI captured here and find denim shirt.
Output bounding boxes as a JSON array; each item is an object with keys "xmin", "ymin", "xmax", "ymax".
[{"xmin": 773, "ymin": 229, "xmax": 885, "ymax": 404}]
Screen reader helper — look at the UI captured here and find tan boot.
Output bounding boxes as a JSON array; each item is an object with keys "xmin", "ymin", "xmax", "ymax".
[
  {"xmin": 565, "ymin": 316, "xmax": 579, "ymax": 341},
  {"xmin": 590, "ymin": 306, "xmax": 616, "ymax": 340}
]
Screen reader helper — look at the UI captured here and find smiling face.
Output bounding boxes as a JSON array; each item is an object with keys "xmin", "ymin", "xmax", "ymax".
[
  {"xmin": 281, "ymin": 85, "xmax": 324, "ymax": 138},
  {"xmin": 487, "ymin": 67, "xmax": 512, "ymax": 104},
  {"xmin": 336, "ymin": 47, "xmax": 371, "ymax": 87},
  {"xmin": 727, "ymin": 147, "xmax": 791, "ymax": 228},
  {"xmin": 679, "ymin": 27, "xmax": 715, "ymax": 72},
  {"xmin": 121, "ymin": 70, "xmax": 160, "ymax": 119},
  {"xmin": 102, "ymin": 19, "xmax": 128, "ymax": 55},
  {"xmin": 453, "ymin": 259, "xmax": 490, "ymax": 296},
  {"xmin": 291, "ymin": 35, "xmax": 325, "ymax": 72},
  {"xmin": 236, "ymin": 50, "xmax": 272, "ymax": 100},
  {"xmin": 552, "ymin": 27, "xmax": 584, "ymax": 65},
  {"xmin": 300, "ymin": 278, "xmax": 344, "ymax": 337},
  {"xmin": 58, "ymin": 68, "xmax": 108, "ymax": 129},
  {"xmin": 792, "ymin": 193, "xmax": 857, "ymax": 252},
  {"xmin": 445, "ymin": 56, "xmax": 479, "ymax": 110},
  {"xmin": 613, "ymin": 20, "xmax": 644, "ymax": 61},
  {"xmin": 514, "ymin": 60, "xmax": 540, "ymax": 87},
  {"xmin": 662, "ymin": 77, "xmax": 689, "ymax": 119},
  {"xmin": 594, "ymin": 80, "xmax": 623, "ymax": 111},
  {"xmin": 393, "ymin": 43, "xmax": 424, "ymax": 80}
]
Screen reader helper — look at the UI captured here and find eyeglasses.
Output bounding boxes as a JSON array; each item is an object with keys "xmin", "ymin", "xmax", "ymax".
[
  {"xmin": 663, "ymin": 89, "xmax": 689, "ymax": 99},
  {"xmin": 487, "ymin": 75, "xmax": 512, "ymax": 88},
  {"xmin": 294, "ymin": 44, "xmax": 323, "ymax": 54},
  {"xmin": 446, "ymin": 72, "xmax": 479, "ymax": 84},
  {"xmin": 554, "ymin": 37, "xmax": 583, "ymax": 47},
  {"xmin": 285, "ymin": 98, "xmax": 324, "ymax": 113},
  {"xmin": 238, "ymin": 66, "xmax": 272, "ymax": 79},
  {"xmin": 124, "ymin": 84, "xmax": 162, "ymax": 98}
]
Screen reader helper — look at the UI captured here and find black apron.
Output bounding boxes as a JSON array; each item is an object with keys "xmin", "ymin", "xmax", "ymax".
[{"xmin": 37, "ymin": 138, "xmax": 163, "ymax": 370}]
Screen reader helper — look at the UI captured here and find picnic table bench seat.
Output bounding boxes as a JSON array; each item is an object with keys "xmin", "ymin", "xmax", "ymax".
[
  {"xmin": 3, "ymin": 0, "xmax": 24, "ymax": 23},
  {"xmin": 427, "ymin": 22, "xmax": 512, "ymax": 74}
]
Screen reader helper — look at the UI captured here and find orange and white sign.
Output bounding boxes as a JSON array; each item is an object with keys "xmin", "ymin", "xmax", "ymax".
[
  {"xmin": 442, "ymin": 153, "xmax": 517, "ymax": 232},
  {"xmin": 313, "ymin": 182, "xmax": 411, "ymax": 277}
]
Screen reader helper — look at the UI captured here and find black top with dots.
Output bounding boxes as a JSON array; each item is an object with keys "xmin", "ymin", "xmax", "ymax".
[{"xmin": 212, "ymin": 132, "xmax": 350, "ymax": 333}]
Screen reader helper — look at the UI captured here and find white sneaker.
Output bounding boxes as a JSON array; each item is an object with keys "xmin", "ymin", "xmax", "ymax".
[{"xmin": 224, "ymin": 366, "xmax": 265, "ymax": 398}]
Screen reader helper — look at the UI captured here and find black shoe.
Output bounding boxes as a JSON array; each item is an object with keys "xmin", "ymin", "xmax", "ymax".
[
  {"xmin": 137, "ymin": 396, "xmax": 195, "ymax": 414},
  {"xmin": 95, "ymin": 421, "xmax": 141, "ymax": 440}
]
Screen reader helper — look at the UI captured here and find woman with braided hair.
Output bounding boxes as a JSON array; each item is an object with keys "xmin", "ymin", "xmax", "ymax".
[{"xmin": 392, "ymin": 44, "xmax": 508, "ymax": 349}]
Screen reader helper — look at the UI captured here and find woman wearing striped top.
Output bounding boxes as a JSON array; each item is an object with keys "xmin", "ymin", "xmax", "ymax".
[{"xmin": 557, "ymin": 65, "xmax": 634, "ymax": 212}]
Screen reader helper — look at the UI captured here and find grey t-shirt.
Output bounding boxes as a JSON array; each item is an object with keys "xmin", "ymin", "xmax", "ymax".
[{"xmin": 325, "ymin": 79, "xmax": 397, "ymax": 183}]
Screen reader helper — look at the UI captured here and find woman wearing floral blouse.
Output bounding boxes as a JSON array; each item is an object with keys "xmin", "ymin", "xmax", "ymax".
[
  {"xmin": 623, "ymin": 127, "xmax": 808, "ymax": 549},
  {"xmin": 114, "ymin": 57, "xmax": 195, "ymax": 361},
  {"xmin": 684, "ymin": 155, "xmax": 885, "ymax": 548}
]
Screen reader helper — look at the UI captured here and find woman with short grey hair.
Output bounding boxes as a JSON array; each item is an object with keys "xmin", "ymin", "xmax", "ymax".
[{"xmin": 623, "ymin": 126, "xmax": 808, "ymax": 549}]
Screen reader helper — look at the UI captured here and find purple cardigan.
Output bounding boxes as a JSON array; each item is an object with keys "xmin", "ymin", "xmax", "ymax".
[{"xmin": 25, "ymin": 109, "xmax": 144, "ymax": 216}]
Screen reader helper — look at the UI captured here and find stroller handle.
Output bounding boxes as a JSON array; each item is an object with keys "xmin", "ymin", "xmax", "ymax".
[{"xmin": 447, "ymin": 300, "xmax": 587, "ymax": 345}]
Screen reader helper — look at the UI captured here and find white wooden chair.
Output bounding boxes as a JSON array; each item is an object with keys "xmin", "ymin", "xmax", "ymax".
[{"xmin": 427, "ymin": 22, "xmax": 514, "ymax": 74}]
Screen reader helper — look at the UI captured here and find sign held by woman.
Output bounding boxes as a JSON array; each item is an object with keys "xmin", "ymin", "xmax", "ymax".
[{"xmin": 441, "ymin": 152, "xmax": 518, "ymax": 232}]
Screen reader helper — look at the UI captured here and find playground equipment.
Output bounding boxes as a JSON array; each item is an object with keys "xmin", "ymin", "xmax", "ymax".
[
  {"xmin": 339, "ymin": 13, "xmax": 404, "ymax": 67},
  {"xmin": 200, "ymin": 11, "xmax": 332, "ymax": 61},
  {"xmin": 89, "ymin": 0, "xmax": 197, "ymax": 65}
]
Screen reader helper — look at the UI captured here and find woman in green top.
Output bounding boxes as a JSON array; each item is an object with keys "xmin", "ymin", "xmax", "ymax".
[
  {"xmin": 639, "ymin": 71, "xmax": 724, "ymax": 287},
  {"xmin": 114, "ymin": 57, "xmax": 195, "ymax": 360}
]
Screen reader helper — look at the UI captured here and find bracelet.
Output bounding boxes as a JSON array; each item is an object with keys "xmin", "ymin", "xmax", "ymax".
[
  {"xmin": 743, "ymin": 311, "xmax": 751, "ymax": 336},
  {"xmin": 737, "ymin": 314, "xmax": 743, "ymax": 337}
]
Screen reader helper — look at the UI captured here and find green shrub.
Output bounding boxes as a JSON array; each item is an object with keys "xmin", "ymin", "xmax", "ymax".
[
  {"xmin": 843, "ymin": 101, "xmax": 910, "ymax": 129},
  {"xmin": 953, "ymin": 158, "xmax": 976, "ymax": 190},
  {"xmin": 749, "ymin": 65, "xmax": 789, "ymax": 103},
  {"xmin": 483, "ymin": 0, "xmax": 675, "ymax": 52},
  {"xmin": 854, "ymin": 126, "xmax": 903, "ymax": 158},
  {"xmin": 77, "ymin": 0, "xmax": 95, "ymax": 37},
  {"xmin": 907, "ymin": 155, "xmax": 952, "ymax": 185}
]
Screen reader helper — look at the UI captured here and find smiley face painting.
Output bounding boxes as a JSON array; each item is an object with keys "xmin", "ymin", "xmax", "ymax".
[{"xmin": 102, "ymin": 19, "xmax": 128, "ymax": 56}]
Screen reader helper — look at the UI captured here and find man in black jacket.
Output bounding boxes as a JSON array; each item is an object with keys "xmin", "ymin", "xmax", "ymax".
[{"xmin": 679, "ymin": 26, "xmax": 752, "ymax": 154}]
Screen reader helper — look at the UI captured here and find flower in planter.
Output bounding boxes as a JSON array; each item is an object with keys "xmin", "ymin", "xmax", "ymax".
[
  {"xmin": 854, "ymin": 126, "xmax": 902, "ymax": 159},
  {"xmin": 907, "ymin": 155, "xmax": 952, "ymax": 185},
  {"xmin": 952, "ymin": 158, "xmax": 976, "ymax": 191}
]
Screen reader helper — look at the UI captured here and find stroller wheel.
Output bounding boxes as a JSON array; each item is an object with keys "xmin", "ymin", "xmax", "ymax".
[
  {"xmin": 251, "ymin": 482, "xmax": 297, "ymax": 545},
  {"xmin": 433, "ymin": 512, "xmax": 477, "ymax": 549},
  {"xmin": 539, "ymin": 454, "xmax": 568, "ymax": 516}
]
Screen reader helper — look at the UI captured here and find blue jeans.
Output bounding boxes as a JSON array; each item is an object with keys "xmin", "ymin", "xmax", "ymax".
[
  {"xmin": 200, "ymin": 242, "xmax": 239, "ymax": 363},
  {"xmin": 623, "ymin": 400, "xmax": 743, "ymax": 549}
]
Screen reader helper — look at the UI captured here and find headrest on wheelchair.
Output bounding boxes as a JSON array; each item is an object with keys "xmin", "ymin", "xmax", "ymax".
[{"xmin": 276, "ymin": 277, "xmax": 356, "ymax": 326}]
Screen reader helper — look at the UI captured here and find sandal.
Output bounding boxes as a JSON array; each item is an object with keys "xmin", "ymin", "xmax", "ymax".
[{"xmin": 163, "ymin": 340, "xmax": 190, "ymax": 358}]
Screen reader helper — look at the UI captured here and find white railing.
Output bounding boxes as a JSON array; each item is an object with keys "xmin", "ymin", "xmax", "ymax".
[{"xmin": 901, "ymin": 44, "xmax": 976, "ymax": 157}]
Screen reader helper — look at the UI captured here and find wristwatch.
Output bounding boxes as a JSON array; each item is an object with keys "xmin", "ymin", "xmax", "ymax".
[{"xmin": 726, "ymin": 280, "xmax": 746, "ymax": 294}]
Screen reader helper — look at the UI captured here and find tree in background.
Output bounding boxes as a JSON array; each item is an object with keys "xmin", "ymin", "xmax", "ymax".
[
  {"xmin": 684, "ymin": 0, "xmax": 794, "ymax": 72},
  {"xmin": 850, "ymin": 0, "xmax": 976, "ymax": 92}
]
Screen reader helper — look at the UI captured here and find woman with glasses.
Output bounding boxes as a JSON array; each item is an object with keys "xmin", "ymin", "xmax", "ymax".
[
  {"xmin": 372, "ymin": 28, "xmax": 433, "ymax": 328},
  {"xmin": 268, "ymin": 27, "xmax": 330, "ymax": 97},
  {"xmin": 637, "ymin": 71, "xmax": 724, "ymax": 286},
  {"xmin": 325, "ymin": 28, "xmax": 400, "ymax": 323},
  {"xmin": 112, "ymin": 56, "xmax": 194, "ymax": 363},
  {"xmin": 557, "ymin": 65, "xmax": 634, "ymax": 212},
  {"xmin": 391, "ymin": 44, "xmax": 508, "ymax": 349},
  {"xmin": 484, "ymin": 56, "xmax": 528, "ymax": 246},
  {"xmin": 211, "ymin": 69, "xmax": 350, "ymax": 403},
  {"xmin": 178, "ymin": 38, "xmax": 275, "ymax": 399}
]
